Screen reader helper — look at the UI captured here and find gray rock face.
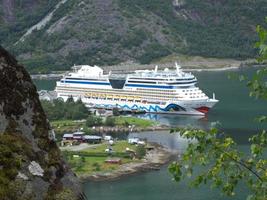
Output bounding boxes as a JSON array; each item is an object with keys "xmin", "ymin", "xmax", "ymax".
[
  {"xmin": 28, "ymin": 161, "xmax": 44, "ymax": 177},
  {"xmin": 0, "ymin": 46, "xmax": 86, "ymax": 200}
]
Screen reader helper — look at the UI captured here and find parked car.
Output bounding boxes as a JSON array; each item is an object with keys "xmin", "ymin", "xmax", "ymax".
[
  {"xmin": 109, "ymin": 140, "xmax": 114, "ymax": 145},
  {"xmin": 104, "ymin": 135, "xmax": 113, "ymax": 141},
  {"xmin": 128, "ymin": 137, "xmax": 139, "ymax": 144},
  {"xmin": 105, "ymin": 148, "xmax": 113, "ymax": 153}
]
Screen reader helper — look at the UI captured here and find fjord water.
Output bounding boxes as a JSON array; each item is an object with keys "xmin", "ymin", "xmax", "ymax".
[{"xmin": 34, "ymin": 67, "xmax": 267, "ymax": 200}]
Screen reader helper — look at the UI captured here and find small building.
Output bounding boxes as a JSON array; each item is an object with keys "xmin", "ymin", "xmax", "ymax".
[
  {"xmin": 83, "ymin": 135, "xmax": 102, "ymax": 144},
  {"xmin": 62, "ymin": 132, "xmax": 102, "ymax": 144},
  {"xmin": 128, "ymin": 137, "xmax": 139, "ymax": 144},
  {"xmin": 104, "ymin": 135, "xmax": 113, "ymax": 141},
  {"xmin": 63, "ymin": 133, "xmax": 74, "ymax": 140},
  {"xmin": 72, "ymin": 131, "xmax": 85, "ymax": 141},
  {"xmin": 38, "ymin": 90, "xmax": 57, "ymax": 101}
]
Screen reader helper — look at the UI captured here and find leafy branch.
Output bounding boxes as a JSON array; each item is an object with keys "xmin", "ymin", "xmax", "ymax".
[
  {"xmin": 169, "ymin": 19, "xmax": 267, "ymax": 200},
  {"xmin": 169, "ymin": 128, "xmax": 267, "ymax": 199}
]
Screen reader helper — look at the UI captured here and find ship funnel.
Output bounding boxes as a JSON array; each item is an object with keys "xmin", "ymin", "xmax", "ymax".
[
  {"xmin": 154, "ymin": 65, "xmax": 158, "ymax": 72},
  {"xmin": 213, "ymin": 93, "xmax": 215, "ymax": 100}
]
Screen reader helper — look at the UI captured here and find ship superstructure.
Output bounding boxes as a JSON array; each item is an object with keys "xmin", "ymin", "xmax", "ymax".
[{"xmin": 55, "ymin": 63, "xmax": 219, "ymax": 115}]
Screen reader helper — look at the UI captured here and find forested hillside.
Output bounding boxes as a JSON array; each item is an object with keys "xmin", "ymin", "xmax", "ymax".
[{"xmin": 0, "ymin": 0, "xmax": 266, "ymax": 73}]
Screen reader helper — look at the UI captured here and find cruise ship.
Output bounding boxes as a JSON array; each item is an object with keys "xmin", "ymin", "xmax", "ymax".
[{"xmin": 55, "ymin": 63, "xmax": 219, "ymax": 115}]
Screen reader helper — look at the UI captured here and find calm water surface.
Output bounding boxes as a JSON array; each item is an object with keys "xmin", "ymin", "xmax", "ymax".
[{"xmin": 34, "ymin": 67, "xmax": 267, "ymax": 200}]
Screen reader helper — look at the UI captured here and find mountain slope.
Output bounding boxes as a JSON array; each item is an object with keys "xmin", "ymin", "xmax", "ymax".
[{"xmin": 0, "ymin": 0, "xmax": 266, "ymax": 73}]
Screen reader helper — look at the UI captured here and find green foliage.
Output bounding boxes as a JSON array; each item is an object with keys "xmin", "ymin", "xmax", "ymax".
[
  {"xmin": 46, "ymin": 188, "xmax": 78, "ymax": 200},
  {"xmin": 41, "ymin": 97, "xmax": 89, "ymax": 121},
  {"xmin": 247, "ymin": 68, "xmax": 267, "ymax": 100},
  {"xmin": 135, "ymin": 145, "xmax": 146, "ymax": 159},
  {"xmin": 21, "ymin": 55, "xmax": 57, "ymax": 74},
  {"xmin": 63, "ymin": 151, "xmax": 131, "ymax": 159},
  {"xmin": 119, "ymin": 0, "xmax": 266, "ymax": 59},
  {"xmin": 86, "ymin": 115, "xmax": 103, "ymax": 127},
  {"xmin": 248, "ymin": 21, "xmax": 267, "ymax": 100},
  {"xmin": 169, "ymin": 20, "xmax": 267, "ymax": 200},
  {"xmin": 138, "ymin": 43, "xmax": 171, "ymax": 64},
  {"xmin": 120, "ymin": 29, "xmax": 148, "ymax": 49},
  {"xmin": 112, "ymin": 107, "xmax": 120, "ymax": 116},
  {"xmin": 51, "ymin": 119, "xmax": 85, "ymax": 136},
  {"xmin": 114, "ymin": 116, "xmax": 155, "ymax": 128},
  {"xmin": 0, "ymin": 133, "xmax": 32, "ymax": 198},
  {"xmin": 92, "ymin": 162, "xmax": 101, "ymax": 171},
  {"xmin": 255, "ymin": 18, "xmax": 267, "ymax": 62},
  {"xmin": 0, "ymin": 1, "xmax": 60, "ymax": 47},
  {"xmin": 105, "ymin": 117, "xmax": 116, "ymax": 127},
  {"xmin": 2, "ymin": 0, "xmax": 266, "ymax": 72},
  {"xmin": 169, "ymin": 128, "xmax": 267, "ymax": 199},
  {"xmin": 63, "ymin": 141, "xmax": 138, "ymax": 175}
]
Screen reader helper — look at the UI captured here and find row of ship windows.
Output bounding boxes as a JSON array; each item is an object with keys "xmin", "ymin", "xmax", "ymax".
[
  {"xmin": 58, "ymin": 90, "xmax": 176, "ymax": 101},
  {"xmin": 64, "ymin": 78, "xmax": 195, "ymax": 84},
  {"xmin": 182, "ymin": 89, "xmax": 199, "ymax": 92},
  {"xmin": 59, "ymin": 91, "xmax": 206, "ymax": 102},
  {"xmin": 128, "ymin": 77, "xmax": 195, "ymax": 81},
  {"xmin": 59, "ymin": 93, "xmax": 204, "ymax": 100},
  {"xmin": 184, "ymin": 92, "xmax": 203, "ymax": 95},
  {"xmin": 57, "ymin": 87, "xmax": 206, "ymax": 98},
  {"xmin": 136, "ymin": 88, "xmax": 175, "ymax": 92},
  {"xmin": 57, "ymin": 86, "xmax": 204, "ymax": 97},
  {"xmin": 84, "ymin": 96, "xmax": 165, "ymax": 105},
  {"xmin": 57, "ymin": 86, "xmax": 175, "ymax": 93},
  {"xmin": 56, "ymin": 87, "xmax": 177, "ymax": 96},
  {"xmin": 57, "ymin": 86, "xmax": 176, "ymax": 93},
  {"xmin": 65, "ymin": 78, "xmax": 108, "ymax": 81},
  {"xmin": 57, "ymin": 89, "xmax": 207, "ymax": 100},
  {"xmin": 127, "ymin": 80, "xmax": 196, "ymax": 85},
  {"xmin": 58, "ymin": 91, "xmax": 177, "ymax": 100},
  {"xmin": 86, "ymin": 96, "xmax": 204, "ymax": 99},
  {"xmin": 186, "ymin": 95, "xmax": 206, "ymax": 98}
]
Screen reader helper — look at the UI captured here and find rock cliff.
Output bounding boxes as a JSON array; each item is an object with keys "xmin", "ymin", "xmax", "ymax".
[{"xmin": 0, "ymin": 46, "xmax": 86, "ymax": 200}]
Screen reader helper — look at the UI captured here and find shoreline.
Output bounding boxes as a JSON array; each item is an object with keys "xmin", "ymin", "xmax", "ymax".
[
  {"xmin": 31, "ymin": 62, "xmax": 266, "ymax": 80},
  {"xmin": 77, "ymin": 143, "xmax": 177, "ymax": 182}
]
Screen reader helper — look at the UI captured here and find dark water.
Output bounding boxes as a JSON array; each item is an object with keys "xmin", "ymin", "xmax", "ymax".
[
  {"xmin": 34, "ymin": 79, "xmax": 56, "ymax": 91},
  {"xmin": 34, "ymin": 67, "xmax": 267, "ymax": 200}
]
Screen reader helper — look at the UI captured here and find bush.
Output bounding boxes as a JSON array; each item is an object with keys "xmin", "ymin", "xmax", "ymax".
[
  {"xmin": 81, "ymin": 156, "xmax": 86, "ymax": 163},
  {"xmin": 112, "ymin": 107, "xmax": 120, "ymax": 116},
  {"xmin": 41, "ymin": 97, "xmax": 89, "ymax": 121},
  {"xmin": 92, "ymin": 163, "xmax": 101, "ymax": 171},
  {"xmin": 138, "ymin": 43, "xmax": 171, "ymax": 64},
  {"xmin": 86, "ymin": 115, "xmax": 103, "ymax": 127},
  {"xmin": 136, "ymin": 145, "xmax": 146, "ymax": 159},
  {"xmin": 105, "ymin": 117, "xmax": 116, "ymax": 127}
]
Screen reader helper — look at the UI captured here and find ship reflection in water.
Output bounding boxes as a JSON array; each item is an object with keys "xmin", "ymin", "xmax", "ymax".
[
  {"xmin": 128, "ymin": 113, "xmax": 220, "ymax": 152},
  {"xmin": 136, "ymin": 113, "xmax": 213, "ymax": 130}
]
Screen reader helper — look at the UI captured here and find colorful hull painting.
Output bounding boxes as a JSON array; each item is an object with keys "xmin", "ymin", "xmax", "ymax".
[{"xmin": 83, "ymin": 99, "xmax": 209, "ymax": 115}]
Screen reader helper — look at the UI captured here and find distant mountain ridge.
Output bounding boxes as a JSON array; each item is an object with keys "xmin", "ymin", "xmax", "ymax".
[{"xmin": 0, "ymin": 0, "xmax": 266, "ymax": 73}]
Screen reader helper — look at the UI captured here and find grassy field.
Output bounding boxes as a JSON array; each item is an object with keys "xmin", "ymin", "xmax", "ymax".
[
  {"xmin": 64, "ymin": 141, "xmax": 139, "ymax": 176},
  {"xmin": 82, "ymin": 140, "xmax": 137, "ymax": 153},
  {"xmin": 51, "ymin": 120, "xmax": 86, "ymax": 133},
  {"xmin": 114, "ymin": 116, "xmax": 156, "ymax": 128},
  {"xmin": 51, "ymin": 116, "xmax": 156, "ymax": 137}
]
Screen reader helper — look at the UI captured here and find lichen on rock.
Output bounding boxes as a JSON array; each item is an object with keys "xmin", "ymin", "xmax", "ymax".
[{"xmin": 0, "ymin": 46, "xmax": 86, "ymax": 200}]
